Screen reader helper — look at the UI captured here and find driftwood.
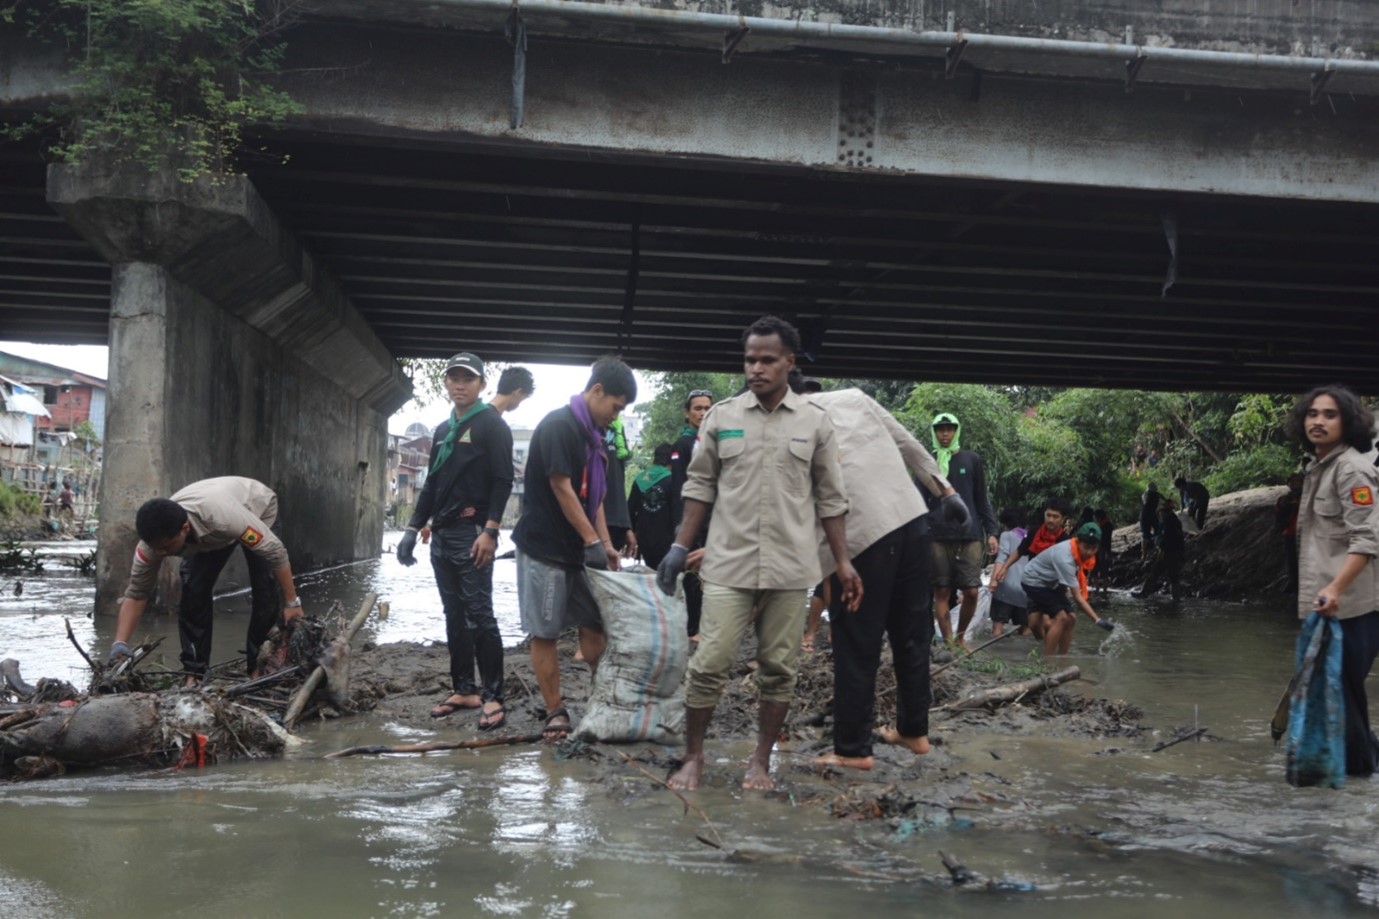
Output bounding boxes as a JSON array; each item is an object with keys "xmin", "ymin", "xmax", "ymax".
[
  {"xmin": 284, "ymin": 593, "xmax": 375, "ymax": 729},
  {"xmin": 324, "ymin": 732, "xmax": 543, "ymax": 758},
  {"xmin": 933, "ymin": 666, "xmax": 1081, "ymax": 712},
  {"xmin": 930, "ymin": 630, "xmax": 1019, "ymax": 677}
]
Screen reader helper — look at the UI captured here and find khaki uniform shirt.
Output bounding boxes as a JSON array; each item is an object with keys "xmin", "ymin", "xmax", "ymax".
[
  {"xmin": 809, "ymin": 389, "xmax": 950, "ymax": 577},
  {"xmin": 1297, "ymin": 445, "xmax": 1379, "ymax": 620},
  {"xmin": 683, "ymin": 388, "xmax": 849, "ymax": 590},
  {"xmin": 124, "ymin": 476, "xmax": 289, "ymax": 601}
]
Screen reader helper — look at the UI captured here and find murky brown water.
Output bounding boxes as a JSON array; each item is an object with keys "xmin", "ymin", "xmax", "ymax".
[{"xmin": 2, "ymin": 535, "xmax": 1376, "ymax": 917}]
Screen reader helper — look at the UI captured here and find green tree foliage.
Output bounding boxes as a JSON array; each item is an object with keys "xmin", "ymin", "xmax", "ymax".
[
  {"xmin": 1203, "ymin": 443, "xmax": 1300, "ymax": 497},
  {"xmin": 630, "ymin": 370, "xmax": 742, "ymax": 460},
  {"xmin": 7, "ymin": 0, "xmax": 303, "ymax": 180}
]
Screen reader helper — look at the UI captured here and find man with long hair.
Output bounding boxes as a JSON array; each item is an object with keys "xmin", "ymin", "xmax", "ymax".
[{"xmin": 1288, "ymin": 384, "xmax": 1379, "ymax": 777}]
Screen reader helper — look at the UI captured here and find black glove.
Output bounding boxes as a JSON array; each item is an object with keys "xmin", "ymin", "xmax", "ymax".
[
  {"xmin": 656, "ymin": 544, "xmax": 689, "ymax": 596},
  {"xmin": 939, "ymin": 493, "xmax": 971, "ymax": 528},
  {"xmin": 1095, "ymin": 618, "xmax": 1115, "ymax": 632},
  {"xmin": 583, "ymin": 540, "xmax": 608, "ymax": 570},
  {"xmin": 396, "ymin": 529, "xmax": 419, "ymax": 567},
  {"xmin": 108, "ymin": 641, "xmax": 131, "ymax": 665}
]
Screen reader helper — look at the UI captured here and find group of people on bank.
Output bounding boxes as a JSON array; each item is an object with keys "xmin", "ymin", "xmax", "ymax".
[{"xmin": 104, "ymin": 329, "xmax": 1379, "ymax": 784}]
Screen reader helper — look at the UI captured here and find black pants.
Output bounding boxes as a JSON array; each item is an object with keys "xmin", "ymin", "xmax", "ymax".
[
  {"xmin": 1190, "ymin": 498, "xmax": 1208, "ymax": 530},
  {"xmin": 829, "ymin": 517, "xmax": 932, "ymax": 758},
  {"xmin": 179, "ymin": 538, "xmax": 281, "ymax": 675},
  {"xmin": 1340, "ymin": 610, "xmax": 1379, "ymax": 777},
  {"xmin": 1139, "ymin": 549, "xmax": 1183, "ymax": 599},
  {"xmin": 432, "ymin": 524, "xmax": 505, "ymax": 703}
]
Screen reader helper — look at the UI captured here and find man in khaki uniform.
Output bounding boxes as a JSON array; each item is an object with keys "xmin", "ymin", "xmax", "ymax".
[
  {"xmin": 657, "ymin": 316, "xmax": 863, "ymax": 791},
  {"xmin": 109, "ymin": 476, "xmax": 304, "ymax": 683}
]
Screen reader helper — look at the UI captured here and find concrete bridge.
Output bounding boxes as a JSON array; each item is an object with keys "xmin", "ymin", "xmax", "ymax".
[{"xmin": 4, "ymin": 0, "xmax": 1379, "ymax": 603}]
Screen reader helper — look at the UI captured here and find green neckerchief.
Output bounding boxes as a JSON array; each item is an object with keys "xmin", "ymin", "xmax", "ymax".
[
  {"xmin": 430, "ymin": 401, "xmax": 491, "ymax": 474},
  {"xmin": 634, "ymin": 464, "xmax": 671, "ymax": 492},
  {"xmin": 609, "ymin": 416, "xmax": 632, "ymax": 462},
  {"xmin": 678, "ymin": 424, "xmax": 697, "ymax": 439},
  {"xmin": 930, "ymin": 412, "xmax": 962, "ymax": 477}
]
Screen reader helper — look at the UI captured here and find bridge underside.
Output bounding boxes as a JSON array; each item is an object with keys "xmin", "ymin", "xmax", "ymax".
[{"xmin": 6, "ymin": 133, "xmax": 1377, "ymax": 391}]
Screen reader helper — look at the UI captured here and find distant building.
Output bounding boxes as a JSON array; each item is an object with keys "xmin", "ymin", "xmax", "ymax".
[
  {"xmin": 0, "ymin": 376, "xmax": 50, "ymax": 469},
  {"xmin": 0, "ymin": 351, "xmax": 107, "ymax": 439}
]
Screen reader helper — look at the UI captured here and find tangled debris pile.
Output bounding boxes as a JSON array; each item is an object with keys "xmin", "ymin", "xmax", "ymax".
[{"xmin": 0, "ymin": 596, "xmax": 387, "ymax": 780}]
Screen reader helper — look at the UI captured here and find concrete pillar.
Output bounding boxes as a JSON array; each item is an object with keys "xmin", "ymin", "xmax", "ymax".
[{"xmin": 46, "ymin": 161, "xmax": 411, "ymax": 614}]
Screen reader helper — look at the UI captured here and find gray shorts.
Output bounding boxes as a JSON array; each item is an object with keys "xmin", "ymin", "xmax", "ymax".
[{"xmin": 516, "ymin": 549, "xmax": 603, "ymax": 639}]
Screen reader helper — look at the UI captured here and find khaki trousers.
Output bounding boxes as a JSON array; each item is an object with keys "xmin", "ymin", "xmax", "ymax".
[{"xmin": 685, "ymin": 582, "xmax": 807, "ymax": 708}]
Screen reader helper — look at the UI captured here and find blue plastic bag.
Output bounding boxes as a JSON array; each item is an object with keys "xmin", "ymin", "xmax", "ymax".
[{"xmin": 1285, "ymin": 612, "xmax": 1346, "ymax": 789}]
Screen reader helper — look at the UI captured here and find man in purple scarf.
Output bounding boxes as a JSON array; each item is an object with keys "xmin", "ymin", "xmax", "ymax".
[{"xmin": 512, "ymin": 357, "xmax": 638, "ymax": 741}]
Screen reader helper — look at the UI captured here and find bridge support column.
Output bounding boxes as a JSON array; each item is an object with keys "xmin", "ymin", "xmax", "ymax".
[{"xmin": 47, "ymin": 162, "xmax": 412, "ymax": 614}]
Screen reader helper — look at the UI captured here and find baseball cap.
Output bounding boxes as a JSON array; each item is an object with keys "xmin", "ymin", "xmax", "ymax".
[
  {"xmin": 1076, "ymin": 522, "xmax": 1102, "ymax": 541},
  {"xmin": 443, "ymin": 352, "xmax": 485, "ymax": 377}
]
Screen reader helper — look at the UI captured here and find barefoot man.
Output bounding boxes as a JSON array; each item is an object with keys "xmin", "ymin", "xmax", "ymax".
[
  {"xmin": 808, "ymin": 388, "xmax": 968, "ymax": 768},
  {"xmin": 656, "ymin": 316, "xmax": 862, "ymax": 791}
]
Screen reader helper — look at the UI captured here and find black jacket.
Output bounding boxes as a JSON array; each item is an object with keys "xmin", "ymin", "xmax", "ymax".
[{"xmin": 408, "ymin": 407, "xmax": 514, "ymax": 530}]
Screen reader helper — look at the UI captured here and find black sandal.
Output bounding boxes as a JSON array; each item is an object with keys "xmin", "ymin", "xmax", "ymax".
[
  {"xmin": 542, "ymin": 707, "xmax": 571, "ymax": 742},
  {"xmin": 478, "ymin": 702, "xmax": 507, "ymax": 732}
]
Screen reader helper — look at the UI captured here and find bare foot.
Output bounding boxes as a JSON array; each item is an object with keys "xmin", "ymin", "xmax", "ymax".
[
  {"xmin": 801, "ymin": 632, "xmax": 816, "ymax": 654},
  {"xmin": 742, "ymin": 758, "xmax": 775, "ymax": 791},
  {"xmin": 811, "ymin": 752, "xmax": 873, "ymax": 771},
  {"xmin": 877, "ymin": 726, "xmax": 931, "ymax": 755},
  {"xmin": 667, "ymin": 755, "xmax": 704, "ymax": 790},
  {"xmin": 430, "ymin": 694, "xmax": 481, "ymax": 718}
]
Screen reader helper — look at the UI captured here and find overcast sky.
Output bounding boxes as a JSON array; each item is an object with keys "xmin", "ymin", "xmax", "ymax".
[{"xmin": 0, "ymin": 341, "xmax": 657, "ymax": 437}]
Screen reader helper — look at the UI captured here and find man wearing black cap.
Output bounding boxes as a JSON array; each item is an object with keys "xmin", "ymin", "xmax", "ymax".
[{"xmin": 397, "ymin": 352, "xmax": 515, "ymax": 729}]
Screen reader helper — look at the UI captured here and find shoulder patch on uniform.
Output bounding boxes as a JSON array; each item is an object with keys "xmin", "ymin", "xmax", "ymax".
[
  {"xmin": 134, "ymin": 546, "xmax": 151, "ymax": 565},
  {"xmin": 1351, "ymin": 486, "xmax": 1373, "ymax": 506},
  {"xmin": 240, "ymin": 526, "xmax": 264, "ymax": 547}
]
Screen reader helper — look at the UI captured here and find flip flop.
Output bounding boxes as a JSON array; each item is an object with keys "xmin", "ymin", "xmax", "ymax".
[
  {"xmin": 430, "ymin": 696, "xmax": 479, "ymax": 719},
  {"xmin": 478, "ymin": 702, "xmax": 507, "ymax": 732},
  {"xmin": 542, "ymin": 706, "xmax": 571, "ymax": 742}
]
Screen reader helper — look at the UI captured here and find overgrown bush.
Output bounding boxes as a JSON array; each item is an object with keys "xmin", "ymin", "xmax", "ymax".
[
  {"xmin": 1204, "ymin": 443, "xmax": 1300, "ymax": 497},
  {"xmin": 0, "ymin": 483, "xmax": 42, "ymax": 519}
]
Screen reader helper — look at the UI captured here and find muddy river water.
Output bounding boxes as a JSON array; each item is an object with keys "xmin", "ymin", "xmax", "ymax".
[{"xmin": 2, "ymin": 536, "xmax": 1376, "ymax": 918}]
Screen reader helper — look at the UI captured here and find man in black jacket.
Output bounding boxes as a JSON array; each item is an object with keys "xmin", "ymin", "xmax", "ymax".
[
  {"xmin": 397, "ymin": 352, "xmax": 515, "ymax": 729},
  {"xmin": 669, "ymin": 388, "xmax": 714, "ymax": 639},
  {"xmin": 927, "ymin": 412, "xmax": 999, "ymax": 648}
]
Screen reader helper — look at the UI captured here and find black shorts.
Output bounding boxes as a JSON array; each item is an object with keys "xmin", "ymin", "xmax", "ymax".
[
  {"xmin": 990, "ymin": 598, "xmax": 1028, "ymax": 627},
  {"xmin": 1024, "ymin": 584, "xmax": 1072, "ymax": 618}
]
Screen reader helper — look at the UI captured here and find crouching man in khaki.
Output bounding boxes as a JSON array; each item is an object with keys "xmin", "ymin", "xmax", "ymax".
[{"xmin": 656, "ymin": 316, "xmax": 862, "ymax": 791}]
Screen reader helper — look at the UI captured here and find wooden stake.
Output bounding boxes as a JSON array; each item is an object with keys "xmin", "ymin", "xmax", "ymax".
[{"xmin": 284, "ymin": 593, "xmax": 375, "ymax": 730}]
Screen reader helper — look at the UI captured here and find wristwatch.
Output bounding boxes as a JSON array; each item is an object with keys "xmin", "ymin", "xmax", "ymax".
[
  {"xmin": 483, "ymin": 526, "xmax": 501, "ymax": 541},
  {"xmin": 285, "ymin": 597, "xmax": 302, "ymax": 608}
]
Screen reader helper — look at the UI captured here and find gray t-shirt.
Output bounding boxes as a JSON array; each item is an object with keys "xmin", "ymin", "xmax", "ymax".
[
  {"xmin": 1020, "ymin": 539, "xmax": 1080, "ymax": 592},
  {"xmin": 993, "ymin": 529, "xmax": 1029, "ymax": 607}
]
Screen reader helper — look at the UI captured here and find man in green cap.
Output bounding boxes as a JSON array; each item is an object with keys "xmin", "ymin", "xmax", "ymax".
[
  {"xmin": 927, "ymin": 412, "xmax": 999, "ymax": 648},
  {"xmin": 1020, "ymin": 521, "xmax": 1114, "ymax": 655}
]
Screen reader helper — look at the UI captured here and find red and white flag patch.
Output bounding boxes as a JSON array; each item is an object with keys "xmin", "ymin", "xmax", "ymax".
[{"xmin": 134, "ymin": 546, "xmax": 151, "ymax": 565}]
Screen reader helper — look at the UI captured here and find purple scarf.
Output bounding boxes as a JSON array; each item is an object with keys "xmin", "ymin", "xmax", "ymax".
[{"xmin": 568, "ymin": 394, "xmax": 608, "ymax": 524}]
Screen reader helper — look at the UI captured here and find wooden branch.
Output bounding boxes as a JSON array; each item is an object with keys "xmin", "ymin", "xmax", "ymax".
[
  {"xmin": 1151, "ymin": 727, "xmax": 1208, "ymax": 752},
  {"xmin": 224, "ymin": 666, "xmax": 302, "ymax": 697},
  {"xmin": 64, "ymin": 619, "xmax": 97, "ymax": 672},
  {"xmin": 930, "ymin": 629, "xmax": 1018, "ymax": 677},
  {"xmin": 284, "ymin": 593, "xmax": 375, "ymax": 730},
  {"xmin": 932, "ymin": 666, "xmax": 1081, "ymax": 712},
  {"xmin": 614, "ymin": 749, "xmax": 725, "ymax": 850},
  {"xmin": 325, "ymin": 732, "xmax": 543, "ymax": 758}
]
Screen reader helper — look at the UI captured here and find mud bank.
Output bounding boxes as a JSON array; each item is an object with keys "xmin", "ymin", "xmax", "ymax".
[{"xmin": 1107, "ymin": 486, "xmax": 1293, "ymax": 601}]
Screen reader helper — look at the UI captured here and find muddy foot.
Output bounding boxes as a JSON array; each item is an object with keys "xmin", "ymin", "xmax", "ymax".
[
  {"xmin": 742, "ymin": 758, "xmax": 775, "ymax": 791},
  {"xmin": 811, "ymin": 752, "xmax": 873, "ymax": 771},
  {"xmin": 877, "ymin": 726, "xmax": 931, "ymax": 755},
  {"xmin": 667, "ymin": 755, "xmax": 704, "ymax": 790}
]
